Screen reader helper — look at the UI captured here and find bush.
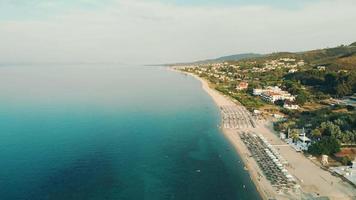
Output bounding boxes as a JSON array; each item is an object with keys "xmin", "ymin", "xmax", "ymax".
[{"xmin": 346, "ymin": 105, "xmax": 355, "ymax": 111}]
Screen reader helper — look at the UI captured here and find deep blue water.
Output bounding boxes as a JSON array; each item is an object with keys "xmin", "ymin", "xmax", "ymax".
[{"xmin": 0, "ymin": 65, "xmax": 260, "ymax": 200}]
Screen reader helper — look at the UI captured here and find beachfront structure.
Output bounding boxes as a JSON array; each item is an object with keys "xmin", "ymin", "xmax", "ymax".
[
  {"xmin": 221, "ymin": 105, "xmax": 257, "ymax": 129},
  {"xmin": 253, "ymin": 86, "xmax": 295, "ymax": 103},
  {"xmin": 240, "ymin": 132, "xmax": 297, "ymax": 193},
  {"xmin": 236, "ymin": 81, "xmax": 249, "ymax": 90},
  {"xmin": 322, "ymin": 155, "xmax": 329, "ymax": 166},
  {"xmin": 298, "ymin": 135, "xmax": 311, "ymax": 145}
]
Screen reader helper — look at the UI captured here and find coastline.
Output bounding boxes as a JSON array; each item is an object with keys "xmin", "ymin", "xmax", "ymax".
[
  {"xmin": 172, "ymin": 67, "xmax": 356, "ymax": 200},
  {"xmin": 171, "ymin": 68, "xmax": 274, "ymax": 200}
]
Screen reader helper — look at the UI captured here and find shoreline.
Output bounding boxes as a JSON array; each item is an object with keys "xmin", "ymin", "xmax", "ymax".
[
  {"xmin": 171, "ymin": 68, "xmax": 273, "ymax": 200},
  {"xmin": 171, "ymin": 67, "xmax": 356, "ymax": 200}
]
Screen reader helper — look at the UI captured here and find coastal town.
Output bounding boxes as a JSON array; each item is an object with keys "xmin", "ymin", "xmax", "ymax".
[{"xmin": 173, "ymin": 43, "xmax": 356, "ymax": 200}]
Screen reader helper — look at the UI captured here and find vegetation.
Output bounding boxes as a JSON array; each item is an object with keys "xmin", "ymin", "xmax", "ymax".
[
  {"xmin": 340, "ymin": 156, "xmax": 353, "ymax": 166},
  {"xmin": 286, "ymin": 71, "xmax": 356, "ymax": 97},
  {"xmin": 180, "ymin": 42, "xmax": 356, "ymax": 159},
  {"xmin": 308, "ymin": 137, "xmax": 341, "ymax": 155}
]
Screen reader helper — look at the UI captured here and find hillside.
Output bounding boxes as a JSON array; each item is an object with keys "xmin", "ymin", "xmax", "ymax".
[
  {"xmin": 183, "ymin": 42, "xmax": 356, "ymax": 71},
  {"xmin": 242, "ymin": 43, "xmax": 356, "ymax": 71},
  {"xmin": 169, "ymin": 53, "xmax": 262, "ymax": 66},
  {"xmin": 213, "ymin": 53, "xmax": 262, "ymax": 62}
]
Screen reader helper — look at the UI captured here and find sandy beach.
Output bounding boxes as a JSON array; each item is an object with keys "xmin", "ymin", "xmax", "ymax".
[{"xmin": 174, "ymin": 68, "xmax": 356, "ymax": 200}]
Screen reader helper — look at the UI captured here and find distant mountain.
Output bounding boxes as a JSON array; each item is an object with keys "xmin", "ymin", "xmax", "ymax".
[
  {"xmin": 212, "ymin": 53, "xmax": 263, "ymax": 62},
  {"xmin": 168, "ymin": 53, "xmax": 262, "ymax": 66}
]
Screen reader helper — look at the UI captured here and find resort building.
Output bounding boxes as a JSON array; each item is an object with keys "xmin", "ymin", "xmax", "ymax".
[
  {"xmin": 236, "ymin": 81, "xmax": 249, "ymax": 90},
  {"xmin": 254, "ymin": 86, "xmax": 295, "ymax": 103}
]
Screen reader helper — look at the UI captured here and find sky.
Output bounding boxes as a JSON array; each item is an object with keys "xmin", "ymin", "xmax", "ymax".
[{"xmin": 0, "ymin": 0, "xmax": 356, "ymax": 64}]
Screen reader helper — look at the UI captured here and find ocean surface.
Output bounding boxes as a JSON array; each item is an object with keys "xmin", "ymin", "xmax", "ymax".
[{"xmin": 0, "ymin": 64, "xmax": 261, "ymax": 200}]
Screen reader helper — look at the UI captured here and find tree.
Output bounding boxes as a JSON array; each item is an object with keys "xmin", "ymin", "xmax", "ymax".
[
  {"xmin": 290, "ymin": 129, "xmax": 299, "ymax": 142},
  {"xmin": 335, "ymin": 82, "xmax": 352, "ymax": 97},
  {"xmin": 344, "ymin": 130, "xmax": 356, "ymax": 144},
  {"xmin": 284, "ymin": 80, "xmax": 301, "ymax": 95},
  {"xmin": 311, "ymin": 128, "xmax": 322, "ymax": 139},
  {"xmin": 346, "ymin": 105, "xmax": 355, "ymax": 111},
  {"xmin": 319, "ymin": 121, "xmax": 342, "ymax": 139},
  {"xmin": 295, "ymin": 91, "xmax": 308, "ymax": 105},
  {"xmin": 308, "ymin": 137, "xmax": 341, "ymax": 155},
  {"xmin": 275, "ymin": 99, "xmax": 285, "ymax": 107},
  {"xmin": 325, "ymin": 73, "xmax": 338, "ymax": 86}
]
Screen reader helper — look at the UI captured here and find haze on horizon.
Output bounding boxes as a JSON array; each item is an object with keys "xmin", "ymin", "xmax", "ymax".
[{"xmin": 0, "ymin": 0, "xmax": 356, "ymax": 65}]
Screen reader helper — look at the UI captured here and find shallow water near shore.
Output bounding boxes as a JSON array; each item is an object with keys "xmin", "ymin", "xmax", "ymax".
[{"xmin": 0, "ymin": 64, "xmax": 260, "ymax": 200}]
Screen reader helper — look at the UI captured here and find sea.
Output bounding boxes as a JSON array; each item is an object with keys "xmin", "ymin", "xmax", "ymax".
[{"xmin": 0, "ymin": 64, "xmax": 261, "ymax": 200}]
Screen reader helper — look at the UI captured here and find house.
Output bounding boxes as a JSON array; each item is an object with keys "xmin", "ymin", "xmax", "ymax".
[
  {"xmin": 261, "ymin": 91, "xmax": 284, "ymax": 102},
  {"xmin": 283, "ymin": 101, "xmax": 300, "ymax": 110},
  {"xmin": 236, "ymin": 81, "xmax": 248, "ymax": 90},
  {"xmin": 253, "ymin": 88, "xmax": 264, "ymax": 96},
  {"xmin": 288, "ymin": 69, "xmax": 298, "ymax": 73},
  {"xmin": 317, "ymin": 66, "xmax": 326, "ymax": 71}
]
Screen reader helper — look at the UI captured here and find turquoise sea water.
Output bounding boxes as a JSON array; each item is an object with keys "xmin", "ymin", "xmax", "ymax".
[{"xmin": 0, "ymin": 65, "xmax": 260, "ymax": 200}]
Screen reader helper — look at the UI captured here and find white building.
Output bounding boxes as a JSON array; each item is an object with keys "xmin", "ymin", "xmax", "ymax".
[
  {"xmin": 254, "ymin": 86, "xmax": 295, "ymax": 103},
  {"xmin": 288, "ymin": 69, "xmax": 298, "ymax": 73},
  {"xmin": 317, "ymin": 66, "xmax": 326, "ymax": 71},
  {"xmin": 284, "ymin": 102, "xmax": 300, "ymax": 110},
  {"xmin": 253, "ymin": 88, "xmax": 264, "ymax": 96}
]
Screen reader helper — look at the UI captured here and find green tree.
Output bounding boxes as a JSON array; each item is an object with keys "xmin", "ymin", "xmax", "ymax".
[
  {"xmin": 308, "ymin": 137, "xmax": 341, "ymax": 155},
  {"xmin": 320, "ymin": 121, "xmax": 342, "ymax": 139},
  {"xmin": 290, "ymin": 129, "xmax": 299, "ymax": 142},
  {"xmin": 311, "ymin": 128, "xmax": 322, "ymax": 139},
  {"xmin": 335, "ymin": 82, "xmax": 352, "ymax": 97},
  {"xmin": 295, "ymin": 91, "xmax": 308, "ymax": 105}
]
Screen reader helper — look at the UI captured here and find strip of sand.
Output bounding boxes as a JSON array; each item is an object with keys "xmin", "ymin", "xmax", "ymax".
[{"xmin": 173, "ymin": 68, "xmax": 356, "ymax": 200}]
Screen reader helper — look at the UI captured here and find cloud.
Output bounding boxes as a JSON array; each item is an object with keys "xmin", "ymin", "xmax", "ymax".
[{"xmin": 0, "ymin": 0, "xmax": 355, "ymax": 64}]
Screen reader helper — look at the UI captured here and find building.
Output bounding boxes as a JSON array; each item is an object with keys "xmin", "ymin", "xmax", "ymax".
[
  {"xmin": 253, "ymin": 88, "xmax": 264, "ymax": 96},
  {"xmin": 261, "ymin": 91, "xmax": 285, "ymax": 102},
  {"xmin": 322, "ymin": 155, "xmax": 329, "ymax": 166},
  {"xmin": 253, "ymin": 86, "xmax": 295, "ymax": 103},
  {"xmin": 236, "ymin": 81, "xmax": 248, "ymax": 90},
  {"xmin": 280, "ymin": 58, "xmax": 296, "ymax": 62},
  {"xmin": 283, "ymin": 101, "xmax": 300, "ymax": 110},
  {"xmin": 261, "ymin": 89, "xmax": 295, "ymax": 103},
  {"xmin": 288, "ymin": 69, "xmax": 298, "ymax": 73},
  {"xmin": 317, "ymin": 66, "xmax": 326, "ymax": 71},
  {"xmin": 331, "ymin": 161, "xmax": 356, "ymax": 185}
]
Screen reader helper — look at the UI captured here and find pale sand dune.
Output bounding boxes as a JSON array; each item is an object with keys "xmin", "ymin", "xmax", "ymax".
[{"xmin": 174, "ymin": 69, "xmax": 356, "ymax": 200}]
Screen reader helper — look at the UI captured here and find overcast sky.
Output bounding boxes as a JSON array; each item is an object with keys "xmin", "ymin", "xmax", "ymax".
[{"xmin": 0, "ymin": 0, "xmax": 355, "ymax": 64}]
